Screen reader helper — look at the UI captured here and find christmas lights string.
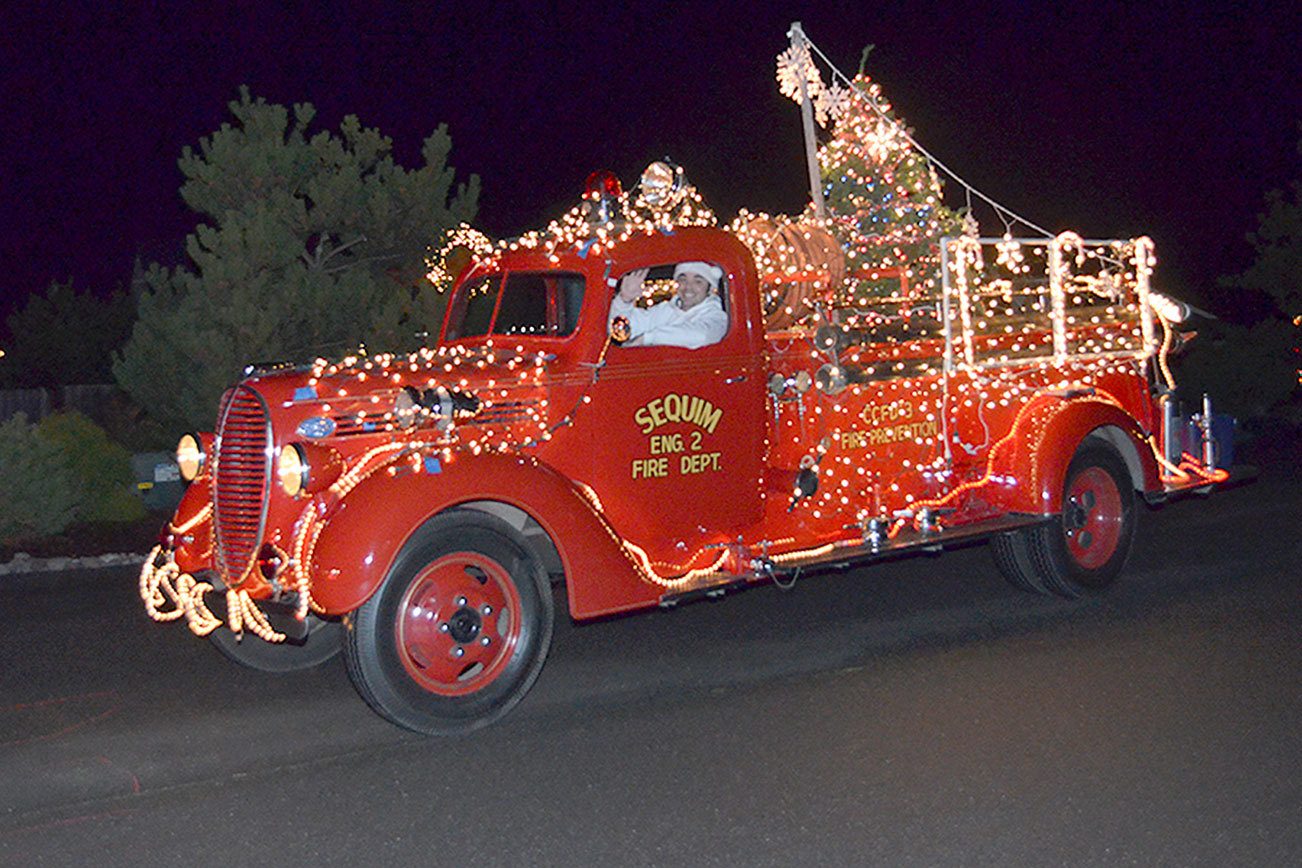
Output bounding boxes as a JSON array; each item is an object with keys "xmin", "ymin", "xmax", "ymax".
[{"xmin": 142, "ymin": 44, "xmax": 1214, "ymax": 633}]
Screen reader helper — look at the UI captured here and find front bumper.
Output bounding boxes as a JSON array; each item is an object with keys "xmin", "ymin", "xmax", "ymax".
[{"xmin": 139, "ymin": 546, "xmax": 309, "ymax": 643}]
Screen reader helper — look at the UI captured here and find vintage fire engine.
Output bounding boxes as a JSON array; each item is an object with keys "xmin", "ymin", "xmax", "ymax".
[{"xmin": 140, "ymin": 159, "xmax": 1233, "ymax": 734}]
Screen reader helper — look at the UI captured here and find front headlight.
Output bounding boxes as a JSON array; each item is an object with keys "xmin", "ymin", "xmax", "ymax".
[
  {"xmin": 176, "ymin": 433, "xmax": 206, "ymax": 481},
  {"xmin": 277, "ymin": 443, "xmax": 308, "ymax": 497}
]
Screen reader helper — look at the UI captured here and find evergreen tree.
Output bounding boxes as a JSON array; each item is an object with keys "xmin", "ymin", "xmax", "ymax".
[
  {"xmin": 1180, "ymin": 130, "xmax": 1301, "ymax": 422},
  {"xmin": 817, "ymin": 75, "xmax": 962, "ymax": 297},
  {"xmin": 1, "ymin": 279, "xmax": 135, "ymax": 388},
  {"xmin": 1222, "ymin": 129, "xmax": 1302, "ymax": 319},
  {"xmin": 114, "ymin": 88, "xmax": 479, "ymax": 431}
]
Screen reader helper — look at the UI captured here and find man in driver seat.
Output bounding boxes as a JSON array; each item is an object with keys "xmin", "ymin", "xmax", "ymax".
[{"xmin": 609, "ymin": 261, "xmax": 728, "ymax": 349}]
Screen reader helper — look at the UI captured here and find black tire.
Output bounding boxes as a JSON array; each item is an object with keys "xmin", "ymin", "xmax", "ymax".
[
  {"xmin": 343, "ymin": 510, "xmax": 554, "ymax": 735},
  {"xmin": 990, "ymin": 528, "xmax": 1053, "ymax": 595},
  {"xmin": 210, "ymin": 613, "xmax": 343, "ymax": 673},
  {"xmin": 1026, "ymin": 440, "xmax": 1137, "ymax": 598}
]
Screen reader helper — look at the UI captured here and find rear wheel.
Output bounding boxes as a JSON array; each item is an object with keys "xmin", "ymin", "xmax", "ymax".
[
  {"xmin": 990, "ymin": 529, "xmax": 1052, "ymax": 595},
  {"xmin": 343, "ymin": 511, "xmax": 554, "ymax": 735},
  {"xmin": 1026, "ymin": 441, "xmax": 1136, "ymax": 598}
]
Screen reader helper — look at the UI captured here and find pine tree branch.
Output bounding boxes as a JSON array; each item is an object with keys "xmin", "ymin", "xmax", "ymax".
[
  {"xmin": 322, "ymin": 251, "xmax": 401, "ymax": 275},
  {"xmin": 301, "ymin": 234, "xmax": 368, "ymax": 270}
]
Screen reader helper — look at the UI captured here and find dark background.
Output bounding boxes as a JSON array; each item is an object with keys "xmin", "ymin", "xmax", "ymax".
[{"xmin": 2, "ymin": 1, "xmax": 1299, "ymax": 323}]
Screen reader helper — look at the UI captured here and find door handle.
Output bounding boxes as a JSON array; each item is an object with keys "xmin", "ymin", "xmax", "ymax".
[{"xmin": 725, "ymin": 374, "xmax": 747, "ymax": 384}]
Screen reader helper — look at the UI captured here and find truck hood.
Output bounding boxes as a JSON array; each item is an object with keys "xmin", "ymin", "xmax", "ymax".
[{"xmin": 242, "ymin": 344, "xmax": 569, "ymax": 443}]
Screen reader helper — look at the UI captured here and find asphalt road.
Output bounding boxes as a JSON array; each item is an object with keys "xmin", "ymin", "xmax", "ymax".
[{"xmin": 1, "ymin": 461, "xmax": 1298, "ymax": 866}]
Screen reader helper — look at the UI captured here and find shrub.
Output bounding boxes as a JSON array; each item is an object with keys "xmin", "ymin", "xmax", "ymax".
[
  {"xmin": 0, "ymin": 414, "xmax": 85, "ymax": 543},
  {"xmin": 36, "ymin": 411, "xmax": 147, "ymax": 524}
]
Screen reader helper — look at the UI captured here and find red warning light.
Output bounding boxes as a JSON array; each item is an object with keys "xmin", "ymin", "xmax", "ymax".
[{"xmin": 584, "ymin": 169, "xmax": 622, "ymax": 200}]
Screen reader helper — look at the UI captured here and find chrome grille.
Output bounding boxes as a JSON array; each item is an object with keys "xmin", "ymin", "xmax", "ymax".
[{"xmin": 213, "ymin": 385, "xmax": 271, "ymax": 584}]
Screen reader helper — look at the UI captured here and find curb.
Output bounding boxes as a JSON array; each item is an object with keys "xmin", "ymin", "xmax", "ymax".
[{"xmin": 0, "ymin": 551, "xmax": 148, "ymax": 576}]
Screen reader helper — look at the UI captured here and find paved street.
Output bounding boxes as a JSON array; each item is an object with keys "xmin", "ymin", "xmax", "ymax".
[{"xmin": 1, "ymin": 460, "xmax": 1298, "ymax": 865}]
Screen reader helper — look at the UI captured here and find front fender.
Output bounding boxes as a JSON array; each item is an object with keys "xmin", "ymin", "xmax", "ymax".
[
  {"xmin": 167, "ymin": 477, "xmax": 214, "ymax": 574},
  {"xmin": 993, "ymin": 396, "xmax": 1159, "ymax": 514},
  {"xmin": 306, "ymin": 452, "xmax": 659, "ymax": 620}
]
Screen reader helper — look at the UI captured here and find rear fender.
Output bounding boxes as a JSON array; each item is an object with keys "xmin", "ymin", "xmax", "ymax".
[
  {"xmin": 992, "ymin": 397, "xmax": 1159, "ymax": 514},
  {"xmin": 306, "ymin": 453, "xmax": 658, "ymax": 620}
]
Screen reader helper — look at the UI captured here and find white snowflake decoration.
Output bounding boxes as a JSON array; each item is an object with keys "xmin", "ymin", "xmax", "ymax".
[
  {"xmin": 813, "ymin": 81, "xmax": 850, "ymax": 128},
  {"xmin": 776, "ymin": 43, "xmax": 823, "ymax": 103},
  {"xmin": 862, "ymin": 118, "xmax": 904, "ymax": 163},
  {"xmin": 995, "ymin": 233, "xmax": 1026, "ymax": 273}
]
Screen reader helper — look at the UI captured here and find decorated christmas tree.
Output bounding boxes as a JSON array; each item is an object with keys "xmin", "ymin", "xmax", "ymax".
[
  {"xmin": 818, "ymin": 74, "xmax": 962, "ymax": 296},
  {"xmin": 776, "ymin": 41, "xmax": 963, "ymax": 302}
]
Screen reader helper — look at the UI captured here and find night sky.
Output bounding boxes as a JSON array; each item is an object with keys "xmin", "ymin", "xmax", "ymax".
[{"xmin": 3, "ymin": 1, "xmax": 1299, "ymax": 325}]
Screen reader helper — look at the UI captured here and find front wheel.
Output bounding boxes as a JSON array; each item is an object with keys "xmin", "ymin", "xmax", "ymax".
[
  {"xmin": 211, "ymin": 613, "xmax": 343, "ymax": 672},
  {"xmin": 343, "ymin": 511, "xmax": 554, "ymax": 735},
  {"xmin": 1026, "ymin": 440, "xmax": 1137, "ymax": 598}
]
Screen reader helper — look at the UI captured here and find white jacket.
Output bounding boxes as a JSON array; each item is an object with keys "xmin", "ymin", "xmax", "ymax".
[{"xmin": 609, "ymin": 294, "xmax": 728, "ymax": 349}]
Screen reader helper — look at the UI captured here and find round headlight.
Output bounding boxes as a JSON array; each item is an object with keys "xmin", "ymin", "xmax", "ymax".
[
  {"xmin": 176, "ymin": 433, "xmax": 205, "ymax": 482},
  {"xmin": 639, "ymin": 160, "xmax": 683, "ymax": 208},
  {"xmin": 277, "ymin": 443, "xmax": 308, "ymax": 497}
]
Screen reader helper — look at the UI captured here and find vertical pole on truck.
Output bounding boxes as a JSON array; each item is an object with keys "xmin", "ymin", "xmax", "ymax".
[
  {"xmin": 940, "ymin": 238, "xmax": 955, "ymax": 375},
  {"xmin": 938, "ymin": 238, "xmax": 955, "ymax": 468},
  {"xmin": 788, "ymin": 22, "xmax": 828, "ymax": 220},
  {"xmin": 1201, "ymin": 393, "xmax": 1217, "ymax": 470}
]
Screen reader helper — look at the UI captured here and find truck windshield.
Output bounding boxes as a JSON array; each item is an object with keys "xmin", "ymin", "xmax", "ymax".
[{"xmin": 445, "ymin": 272, "xmax": 585, "ymax": 340}]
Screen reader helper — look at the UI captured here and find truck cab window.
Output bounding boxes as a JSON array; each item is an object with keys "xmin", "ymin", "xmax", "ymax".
[
  {"xmin": 609, "ymin": 262, "xmax": 729, "ymax": 349},
  {"xmin": 445, "ymin": 273, "xmax": 500, "ymax": 340},
  {"xmin": 445, "ymin": 272, "xmax": 585, "ymax": 340},
  {"xmin": 496, "ymin": 273, "xmax": 585, "ymax": 337}
]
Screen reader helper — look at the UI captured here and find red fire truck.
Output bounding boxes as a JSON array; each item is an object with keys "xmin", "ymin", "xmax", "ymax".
[{"xmin": 141, "ymin": 163, "xmax": 1234, "ymax": 734}]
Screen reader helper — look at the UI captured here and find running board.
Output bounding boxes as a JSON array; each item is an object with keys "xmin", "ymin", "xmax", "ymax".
[{"xmin": 658, "ymin": 512, "xmax": 1053, "ymax": 606}]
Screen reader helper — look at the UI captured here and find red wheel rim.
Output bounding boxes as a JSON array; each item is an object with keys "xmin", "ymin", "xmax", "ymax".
[
  {"xmin": 1063, "ymin": 466, "xmax": 1124, "ymax": 570},
  {"xmin": 395, "ymin": 552, "xmax": 523, "ymax": 697}
]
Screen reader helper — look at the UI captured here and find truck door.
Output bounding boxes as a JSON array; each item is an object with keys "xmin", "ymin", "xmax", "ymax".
[{"xmin": 582, "ymin": 258, "xmax": 766, "ymax": 574}]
